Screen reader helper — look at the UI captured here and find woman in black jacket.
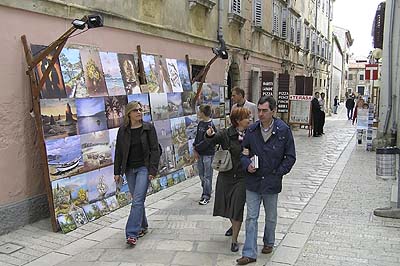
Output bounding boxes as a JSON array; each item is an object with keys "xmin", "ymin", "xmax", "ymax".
[
  {"xmin": 114, "ymin": 101, "xmax": 160, "ymax": 246},
  {"xmin": 204, "ymin": 107, "xmax": 251, "ymax": 252}
]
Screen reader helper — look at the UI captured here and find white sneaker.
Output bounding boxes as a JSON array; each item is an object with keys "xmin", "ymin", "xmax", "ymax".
[{"xmin": 199, "ymin": 198, "xmax": 210, "ymax": 205}]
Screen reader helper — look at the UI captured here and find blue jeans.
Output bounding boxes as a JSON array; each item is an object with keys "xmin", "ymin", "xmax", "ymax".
[
  {"xmin": 197, "ymin": 155, "xmax": 213, "ymax": 200},
  {"xmin": 333, "ymin": 105, "xmax": 338, "ymax": 114},
  {"xmin": 242, "ymin": 190, "xmax": 278, "ymax": 259},
  {"xmin": 125, "ymin": 166, "xmax": 149, "ymax": 239}
]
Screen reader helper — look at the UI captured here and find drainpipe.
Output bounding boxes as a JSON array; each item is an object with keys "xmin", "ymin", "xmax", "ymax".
[
  {"xmin": 384, "ymin": 0, "xmax": 395, "ymax": 135},
  {"xmin": 212, "ymin": 0, "xmax": 228, "ymax": 59}
]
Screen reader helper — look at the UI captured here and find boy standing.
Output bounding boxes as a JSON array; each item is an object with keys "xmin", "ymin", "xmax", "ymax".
[{"xmin": 193, "ymin": 104, "xmax": 216, "ymax": 205}]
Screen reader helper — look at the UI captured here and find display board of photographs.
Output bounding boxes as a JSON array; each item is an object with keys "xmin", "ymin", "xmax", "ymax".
[{"xmin": 34, "ymin": 44, "xmax": 226, "ymax": 233}]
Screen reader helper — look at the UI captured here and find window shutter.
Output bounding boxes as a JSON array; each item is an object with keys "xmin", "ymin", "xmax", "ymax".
[
  {"xmin": 290, "ymin": 14, "xmax": 295, "ymax": 43},
  {"xmin": 253, "ymin": 0, "xmax": 262, "ymax": 27},
  {"xmin": 281, "ymin": 8, "xmax": 288, "ymax": 39},
  {"xmin": 296, "ymin": 19, "xmax": 302, "ymax": 47},
  {"xmin": 311, "ymin": 31, "xmax": 316, "ymax": 54},
  {"xmin": 304, "ymin": 25, "xmax": 310, "ymax": 50},
  {"xmin": 272, "ymin": 1, "xmax": 280, "ymax": 36},
  {"xmin": 231, "ymin": 0, "xmax": 241, "ymax": 15}
]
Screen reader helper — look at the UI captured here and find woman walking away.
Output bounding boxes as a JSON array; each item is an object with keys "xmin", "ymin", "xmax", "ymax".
[
  {"xmin": 114, "ymin": 101, "xmax": 160, "ymax": 247},
  {"xmin": 204, "ymin": 107, "xmax": 251, "ymax": 252}
]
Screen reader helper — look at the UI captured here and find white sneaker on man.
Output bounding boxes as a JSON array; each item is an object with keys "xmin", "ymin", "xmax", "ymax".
[{"xmin": 198, "ymin": 198, "xmax": 209, "ymax": 205}]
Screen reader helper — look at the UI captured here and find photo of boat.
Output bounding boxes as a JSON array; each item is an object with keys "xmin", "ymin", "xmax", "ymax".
[{"xmin": 51, "ymin": 156, "xmax": 82, "ymax": 175}]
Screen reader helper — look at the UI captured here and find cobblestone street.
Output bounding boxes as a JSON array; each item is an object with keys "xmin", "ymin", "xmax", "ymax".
[{"xmin": 1, "ymin": 107, "xmax": 399, "ymax": 266}]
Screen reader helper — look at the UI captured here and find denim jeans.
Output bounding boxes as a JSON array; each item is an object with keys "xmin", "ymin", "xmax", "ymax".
[
  {"xmin": 333, "ymin": 105, "xmax": 338, "ymax": 114},
  {"xmin": 347, "ymin": 108, "xmax": 353, "ymax": 119},
  {"xmin": 197, "ymin": 155, "xmax": 214, "ymax": 200},
  {"xmin": 242, "ymin": 190, "xmax": 278, "ymax": 259},
  {"xmin": 125, "ymin": 166, "xmax": 149, "ymax": 239}
]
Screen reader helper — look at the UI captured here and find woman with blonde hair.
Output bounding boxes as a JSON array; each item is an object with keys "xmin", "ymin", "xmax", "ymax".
[
  {"xmin": 204, "ymin": 107, "xmax": 251, "ymax": 252},
  {"xmin": 114, "ymin": 101, "xmax": 160, "ymax": 246}
]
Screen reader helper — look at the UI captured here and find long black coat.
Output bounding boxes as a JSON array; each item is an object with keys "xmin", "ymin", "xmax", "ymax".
[{"xmin": 114, "ymin": 122, "xmax": 160, "ymax": 176}]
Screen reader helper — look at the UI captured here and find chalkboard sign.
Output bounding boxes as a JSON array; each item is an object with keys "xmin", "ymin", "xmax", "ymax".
[{"xmin": 288, "ymin": 95, "xmax": 313, "ymax": 124}]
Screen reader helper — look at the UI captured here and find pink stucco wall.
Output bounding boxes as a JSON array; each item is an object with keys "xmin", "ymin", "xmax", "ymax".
[{"xmin": 0, "ymin": 6, "xmax": 226, "ymax": 206}]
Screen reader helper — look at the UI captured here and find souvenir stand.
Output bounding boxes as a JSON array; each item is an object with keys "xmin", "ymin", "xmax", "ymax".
[{"xmin": 21, "ymin": 18, "xmax": 227, "ymax": 233}]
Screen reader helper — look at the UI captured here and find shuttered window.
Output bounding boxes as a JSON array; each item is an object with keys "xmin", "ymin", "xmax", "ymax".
[
  {"xmin": 311, "ymin": 31, "xmax": 316, "ymax": 54},
  {"xmin": 253, "ymin": 0, "xmax": 262, "ymax": 27},
  {"xmin": 231, "ymin": 0, "xmax": 241, "ymax": 15},
  {"xmin": 272, "ymin": 1, "xmax": 281, "ymax": 36},
  {"xmin": 296, "ymin": 19, "xmax": 302, "ymax": 47},
  {"xmin": 289, "ymin": 13, "xmax": 295, "ymax": 43},
  {"xmin": 304, "ymin": 25, "xmax": 310, "ymax": 50},
  {"xmin": 281, "ymin": 7, "xmax": 288, "ymax": 39}
]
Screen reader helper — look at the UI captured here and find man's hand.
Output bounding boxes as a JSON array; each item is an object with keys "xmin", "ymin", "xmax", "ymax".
[
  {"xmin": 148, "ymin": 174, "xmax": 155, "ymax": 180},
  {"xmin": 193, "ymin": 150, "xmax": 199, "ymax": 160},
  {"xmin": 206, "ymin": 125, "xmax": 215, "ymax": 136},
  {"xmin": 247, "ymin": 164, "xmax": 257, "ymax": 173}
]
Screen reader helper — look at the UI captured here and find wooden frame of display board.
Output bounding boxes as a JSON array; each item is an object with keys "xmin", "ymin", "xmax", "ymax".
[
  {"xmin": 21, "ymin": 26, "xmax": 221, "ymax": 233},
  {"xmin": 288, "ymin": 95, "xmax": 313, "ymax": 137},
  {"xmin": 21, "ymin": 17, "xmax": 90, "ymax": 232}
]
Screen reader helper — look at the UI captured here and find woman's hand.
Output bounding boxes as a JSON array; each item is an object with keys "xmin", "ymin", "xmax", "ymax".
[
  {"xmin": 148, "ymin": 174, "xmax": 155, "ymax": 180},
  {"xmin": 206, "ymin": 125, "xmax": 215, "ymax": 136},
  {"xmin": 114, "ymin": 175, "xmax": 121, "ymax": 183}
]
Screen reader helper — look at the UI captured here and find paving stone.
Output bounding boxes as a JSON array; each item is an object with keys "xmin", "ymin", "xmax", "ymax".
[
  {"xmin": 171, "ymin": 251, "xmax": 216, "ymax": 265},
  {"xmin": 57, "ymin": 238, "xmax": 98, "ymax": 255},
  {"xmin": 280, "ymin": 233, "xmax": 308, "ymax": 248},
  {"xmin": 156, "ymin": 240, "xmax": 193, "ymax": 251},
  {"xmin": 84, "ymin": 227, "xmax": 121, "ymax": 242},
  {"xmin": 24, "ymin": 252, "xmax": 70, "ymax": 266}
]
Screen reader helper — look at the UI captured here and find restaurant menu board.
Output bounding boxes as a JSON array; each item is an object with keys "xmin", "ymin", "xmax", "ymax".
[
  {"xmin": 288, "ymin": 95, "xmax": 313, "ymax": 124},
  {"xmin": 261, "ymin": 71, "xmax": 274, "ymax": 97}
]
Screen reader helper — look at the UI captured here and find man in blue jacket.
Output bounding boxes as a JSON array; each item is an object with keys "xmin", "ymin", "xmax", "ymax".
[{"xmin": 236, "ymin": 96, "xmax": 296, "ymax": 265}]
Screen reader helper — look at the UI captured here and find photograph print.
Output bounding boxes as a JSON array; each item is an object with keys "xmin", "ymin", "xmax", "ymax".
[
  {"xmin": 156, "ymin": 56, "xmax": 172, "ymax": 93},
  {"xmin": 76, "ymin": 97, "xmax": 108, "ymax": 134},
  {"xmin": 86, "ymin": 165, "xmax": 116, "ymax": 203},
  {"xmin": 117, "ymin": 53, "xmax": 141, "ymax": 94},
  {"xmin": 99, "ymin": 51, "xmax": 126, "ymax": 96},
  {"xmin": 181, "ymin": 90, "xmax": 196, "ymax": 115},
  {"xmin": 127, "ymin": 93, "xmax": 152, "ymax": 122},
  {"xmin": 176, "ymin": 60, "xmax": 192, "ymax": 91},
  {"xmin": 80, "ymin": 130, "xmax": 112, "ymax": 172},
  {"xmin": 31, "ymin": 44, "xmax": 67, "ymax": 99},
  {"xmin": 149, "ymin": 93, "xmax": 169, "ymax": 121},
  {"xmin": 166, "ymin": 58, "xmax": 183, "ymax": 92},
  {"xmin": 82, "ymin": 203, "xmax": 102, "ymax": 222},
  {"xmin": 69, "ymin": 207, "xmax": 89, "ymax": 227},
  {"xmin": 108, "ymin": 128, "xmax": 118, "ymax": 162},
  {"xmin": 40, "ymin": 98, "xmax": 78, "ymax": 140},
  {"xmin": 154, "ymin": 120, "xmax": 175, "ymax": 175},
  {"xmin": 104, "ymin": 95, "xmax": 127, "ymax": 129},
  {"xmin": 170, "ymin": 117, "xmax": 188, "ymax": 145},
  {"xmin": 141, "ymin": 54, "xmax": 161, "ymax": 93},
  {"xmin": 45, "ymin": 135, "xmax": 84, "ymax": 180},
  {"xmin": 57, "ymin": 214, "xmax": 77, "ymax": 234},
  {"xmin": 80, "ymin": 48, "xmax": 108, "ymax": 97},
  {"xmin": 167, "ymin": 92, "xmax": 184, "ymax": 118},
  {"xmin": 59, "ymin": 47, "xmax": 87, "ymax": 98},
  {"xmin": 185, "ymin": 115, "xmax": 198, "ymax": 140}
]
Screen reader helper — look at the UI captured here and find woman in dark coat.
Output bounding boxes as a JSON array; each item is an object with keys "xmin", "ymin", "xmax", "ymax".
[
  {"xmin": 114, "ymin": 101, "xmax": 160, "ymax": 246},
  {"xmin": 204, "ymin": 107, "xmax": 251, "ymax": 252}
]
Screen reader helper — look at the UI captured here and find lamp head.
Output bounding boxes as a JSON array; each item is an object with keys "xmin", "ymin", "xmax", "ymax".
[
  {"xmin": 72, "ymin": 19, "xmax": 86, "ymax": 30},
  {"xmin": 87, "ymin": 15, "xmax": 103, "ymax": 29}
]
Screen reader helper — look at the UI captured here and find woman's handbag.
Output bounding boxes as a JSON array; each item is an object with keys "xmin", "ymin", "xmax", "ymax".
[{"xmin": 211, "ymin": 131, "xmax": 232, "ymax": 172}]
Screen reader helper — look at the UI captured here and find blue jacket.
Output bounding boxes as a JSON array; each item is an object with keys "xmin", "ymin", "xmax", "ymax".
[{"xmin": 241, "ymin": 118, "xmax": 296, "ymax": 194}]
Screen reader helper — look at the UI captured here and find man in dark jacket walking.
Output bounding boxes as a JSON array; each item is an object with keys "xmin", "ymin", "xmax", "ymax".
[
  {"xmin": 345, "ymin": 95, "xmax": 355, "ymax": 120},
  {"xmin": 236, "ymin": 96, "xmax": 296, "ymax": 265}
]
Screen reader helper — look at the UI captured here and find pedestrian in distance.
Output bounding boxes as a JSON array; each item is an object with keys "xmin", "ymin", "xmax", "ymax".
[
  {"xmin": 345, "ymin": 95, "xmax": 355, "ymax": 120},
  {"xmin": 231, "ymin": 86, "xmax": 258, "ymax": 123},
  {"xmin": 311, "ymin": 92, "xmax": 321, "ymax": 137},
  {"xmin": 236, "ymin": 96, "xmax": 296, "ymax": 265},
  {"xmin": 193, "ymin": 104, "xmax": 216, "ymax": 205},
  {"xmin": 319, "ymin": 92, "xmax": 326, "ymax": 134},
  {"xmin": 333, "ymin": 95, "xmax": 339, "ymax": 114},
  {"xmin": 204, "ymin": 107, "xmax": 251, "ymax": 253},
  {"xmin": 114, "ymin": 101, "xmax": 161, "ymax": 247}
]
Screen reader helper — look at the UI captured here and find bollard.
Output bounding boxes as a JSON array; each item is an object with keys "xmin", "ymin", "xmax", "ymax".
[
  {"xmin": 374, "ymin": 147, "xmax": 400, "ymax": 218},
  {"xmin": 376, "ymin": 147, "xmax": 398, "ymax": 180}
]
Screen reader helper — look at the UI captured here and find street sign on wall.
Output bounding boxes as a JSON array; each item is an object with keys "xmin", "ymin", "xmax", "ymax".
[
  {"xmin": 261, "ymin": 71, "xmax": 274, "ymax": 97},
  {"xmin": 365, "ymin": 64, "xmax": 378, "ymax": 80},
  {"xmin": 278, "ymin": 73, "xmax": 289, "ymax": 113}
]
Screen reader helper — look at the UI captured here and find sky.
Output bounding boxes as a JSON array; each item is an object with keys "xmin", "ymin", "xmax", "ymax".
[{"xmin": 332, "ymin": 0, "xmax": 384, "ymax": 58}]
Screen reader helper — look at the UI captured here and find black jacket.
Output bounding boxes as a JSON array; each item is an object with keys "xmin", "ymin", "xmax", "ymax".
[
  {"xmin": 204, "ymin": 126, "xmax": 246, "ymax": 179},
  {"xmin": 311, "ymin": 98, "xmax": 321, "ymax": 114},
  {"xmin": 114, "ymin": 122, "xmax": 160, "ymax": 176},
  {"xmin": 345, "ymin": 98, "xmax": 355, "ymax": 109}
]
